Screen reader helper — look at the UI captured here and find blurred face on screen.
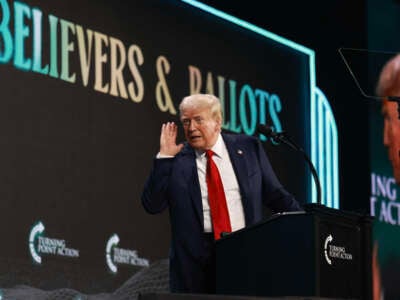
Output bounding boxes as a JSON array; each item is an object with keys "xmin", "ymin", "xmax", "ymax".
[{"xmin": 382, "ymin": 100, "xmax": 400, "ymax": 184}]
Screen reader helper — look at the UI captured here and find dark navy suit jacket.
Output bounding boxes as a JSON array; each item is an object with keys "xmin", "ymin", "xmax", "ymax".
[{"xmin": 141, "ymin": 133, "xmax": 301, "ymax": 292}]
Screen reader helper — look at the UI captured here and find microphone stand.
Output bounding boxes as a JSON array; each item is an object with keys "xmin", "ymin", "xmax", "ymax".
[{"xmin": 269, "ymin": 131, "xmax": 323, "ymax": 207}]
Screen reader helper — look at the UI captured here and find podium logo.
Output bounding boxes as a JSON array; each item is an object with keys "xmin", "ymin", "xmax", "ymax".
[
  {"xmin": 29, "ymin": 221, "xmax": 45, "ymax": 264},
  {"xmin": 106, "ymin": 234, "xmax": 149, "ymax": 274},
  {"xmin": 324, "ymin": 234, "xmax": 353, "ymax": 265},
  {"xmin": 28, "ymin": 221, "xmax": 79, "ymax": 264}
]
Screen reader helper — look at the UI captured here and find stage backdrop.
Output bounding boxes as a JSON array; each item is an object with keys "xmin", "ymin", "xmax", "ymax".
[{"xmin": 0, "ymin": 0, "xmax": 315, "ymax": 292}]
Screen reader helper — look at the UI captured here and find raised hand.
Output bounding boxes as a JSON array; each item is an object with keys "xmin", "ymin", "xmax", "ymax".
[{"xmin": 159, "ymin": 122, "xmax": 184, "ymax": 156}]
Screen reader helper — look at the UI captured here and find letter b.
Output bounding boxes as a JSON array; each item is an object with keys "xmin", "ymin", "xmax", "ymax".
[{"xmin": 0, "ymin": 0, "xmax": 13, "ymax": 63}]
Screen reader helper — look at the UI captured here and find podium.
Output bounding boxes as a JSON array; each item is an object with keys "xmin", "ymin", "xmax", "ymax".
[{"xmin": 215, "ymin": 204, "xmax": 373, "ymax": 300}]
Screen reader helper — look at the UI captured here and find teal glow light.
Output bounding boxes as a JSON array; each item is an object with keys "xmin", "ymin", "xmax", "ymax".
[
  {"xmin": 311, "ymin": 80, "xmax": 317, "ymax": 204},
  {"xmin": 318, "ymin": 88, "xmax": 324, "ymax": 204},
  {"xmin": 326, "ymin": 109, "xmax": 332, "ymax": 208},
  {"xmin": 181, "ymin": 0, "xmax": 338, "ymax": 207},
  {"xmin": 314, "ymin": 87, "xmax": 339, "ymax": 208}
]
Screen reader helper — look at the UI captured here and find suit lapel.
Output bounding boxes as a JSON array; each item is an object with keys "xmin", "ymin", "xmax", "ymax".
[
  {"xmin": 180, "ymin": 145, "xmax": 204, "ymax": 228},
  {"xmin": 222, "ymin": 133, "xmax": 253, "ymax": 224}
]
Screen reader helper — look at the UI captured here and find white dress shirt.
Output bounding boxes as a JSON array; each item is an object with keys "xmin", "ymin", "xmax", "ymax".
[{"xmin": 195, "ymin": 134, "xmax": 245, "ymax": 232}]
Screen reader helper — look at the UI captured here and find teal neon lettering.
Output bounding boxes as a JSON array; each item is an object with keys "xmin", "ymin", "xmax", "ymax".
[
  {"xmin": 228, "ymin": 79, "xmax": 241, "ymax": 133},
  {"xmin": 48, "ymin": 15, "xmax": 58, "ymax": 78},
  {"xmin": 269, "ymin": 94, "xmax": 282, "ymax": 135},
  {"xmin": 0, "ymin": 0, "xmax": 13, "ymax": 63},
  {"xmin": 255, "ymin": 89, "xmax": 270, "ymax": 141},
  {"xmin": 239, "ymin": 84, "xmax": 257, "ymax": 135},
  {"xmin": 14, "ymin": 1, "xmax": 31, "ymax": 70},
  {"xmin": 32, "ymin": 8, "xmax": 49, "ymax": 74}
]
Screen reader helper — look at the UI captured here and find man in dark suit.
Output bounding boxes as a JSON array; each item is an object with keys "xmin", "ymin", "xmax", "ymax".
[{"xmin": 141, "ymin": 94, "xmax": 301, "ymax": 293}]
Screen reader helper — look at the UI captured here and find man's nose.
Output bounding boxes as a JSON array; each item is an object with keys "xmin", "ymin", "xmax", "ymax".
[{"xmin": 188, "ymin": 120, "xmax": 197, "ymax": 131}]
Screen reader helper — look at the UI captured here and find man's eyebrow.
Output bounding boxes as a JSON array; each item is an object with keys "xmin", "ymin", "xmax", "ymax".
[{"xmin": 182, "ymin": 115, "xmax": 202, "ymax": 119}]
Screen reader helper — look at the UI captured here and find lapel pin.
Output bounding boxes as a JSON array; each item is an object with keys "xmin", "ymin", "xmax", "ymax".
[{"xmin": 237, "ymin": 149, "xmax": 243, "ymax": 155}]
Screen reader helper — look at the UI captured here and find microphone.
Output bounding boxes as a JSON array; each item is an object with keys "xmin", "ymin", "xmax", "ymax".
[
  {"xmin": 257, "ymin": 124, "xmax": 300, "ymax": 151},
  {"xmin": 256, "ymin": 124, "xmax": 323, "ymax": 207},
  {"xmin": 256, "ymin": 124, "xmax": 276, "ymax": 138}
]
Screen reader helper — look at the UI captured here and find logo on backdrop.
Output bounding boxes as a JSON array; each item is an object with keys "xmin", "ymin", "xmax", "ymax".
[
  {"xmin": 28, "ymin": 221, "xmax": 79, "ymax": 264},
  {"xmin": 324, "ymin": 234, "xmax": 353, "ymax": 265},
  {"xmin": 370, "ymin": 172, "xmax": 400, "ymax": 226},
  {"xmin": 106, "ymin": 234, "xmax": 150, "ymax": 274}
]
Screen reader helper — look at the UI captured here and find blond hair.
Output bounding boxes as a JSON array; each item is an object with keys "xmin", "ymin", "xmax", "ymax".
[{"xmin": 179, "ymin": 94, "xmax": 222, "ymax": 121}]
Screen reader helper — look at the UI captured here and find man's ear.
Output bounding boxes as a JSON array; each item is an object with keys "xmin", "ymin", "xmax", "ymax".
[{"xmin": 215, "ymin": 117, "xmax": 222, "ymax": 130}]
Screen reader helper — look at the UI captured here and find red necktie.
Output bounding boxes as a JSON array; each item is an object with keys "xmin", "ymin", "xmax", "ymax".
[{"xmin": 205, "ymin": 150, "xmax": 232, "ymax": 240}]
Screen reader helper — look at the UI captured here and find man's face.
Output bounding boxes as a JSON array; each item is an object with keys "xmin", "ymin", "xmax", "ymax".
[
  {"xmin": 383, "ymin": 101, "xmax": 400, "ymax": 184},
  {"xmin": 180, "ymin": 106, "xmax": 221, "ymax": 151}
]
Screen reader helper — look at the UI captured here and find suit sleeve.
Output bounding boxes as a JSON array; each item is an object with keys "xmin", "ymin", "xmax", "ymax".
[
  {"xmin": 256, "ymin": 138, "xmax": 302, "ymax": 212},
  {"xmin": 141, "ymin": 157, "xmax": 174, "ymax": 214}
]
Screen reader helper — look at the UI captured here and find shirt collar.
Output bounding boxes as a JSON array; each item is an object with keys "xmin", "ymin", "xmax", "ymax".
[
  {"xmin": 195, "ymin": 133, "xmax": 223, "ymax": 159},
  {"xmin": 211, "ymin": 134, "xmax": 224, "ymax": 158}
]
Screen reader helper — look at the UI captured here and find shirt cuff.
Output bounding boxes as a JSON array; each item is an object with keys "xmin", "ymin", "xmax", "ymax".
[{"xmin": 156, "ymin": 152, "xmax": 175, "ymax": 159}]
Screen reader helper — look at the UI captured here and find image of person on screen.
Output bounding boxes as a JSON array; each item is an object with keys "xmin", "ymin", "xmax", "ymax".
[
  {"xmin": 141, "ymin": 93, "xmax": 301, "ymax": 293},
  {"xmin": 376, "ymin": 53, "xmax": 400, "ymax": 185},
  {"xmin": 374, "ymin": 54, "xmax": 400, "ymax": 300}
]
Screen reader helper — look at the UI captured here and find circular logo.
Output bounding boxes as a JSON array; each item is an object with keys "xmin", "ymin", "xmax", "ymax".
[
  {"xmin": 29, "ymin": 221, "xmax": 45, "ymax": 264},
  {"xmin": 324, "ymin": 234, "xmax": 333, "ymax": 265},
  {"xmin": 106, "ymin": 234, "xmax": 120, "ymax": 273}
]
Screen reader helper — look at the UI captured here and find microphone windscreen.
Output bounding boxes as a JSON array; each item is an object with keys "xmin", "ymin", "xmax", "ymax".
[{"xmin": 256, "ymin": 124, "xmax": 274, "ymax": 137}]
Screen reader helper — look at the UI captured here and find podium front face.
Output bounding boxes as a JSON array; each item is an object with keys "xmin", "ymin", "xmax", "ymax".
[
  {"xmin": 318, "ymin": 215, "xmax": 362, "ymax": 297},
  {"xmin": 215, "ymin": 209, "xmax": 372, "ymax": 299}
]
